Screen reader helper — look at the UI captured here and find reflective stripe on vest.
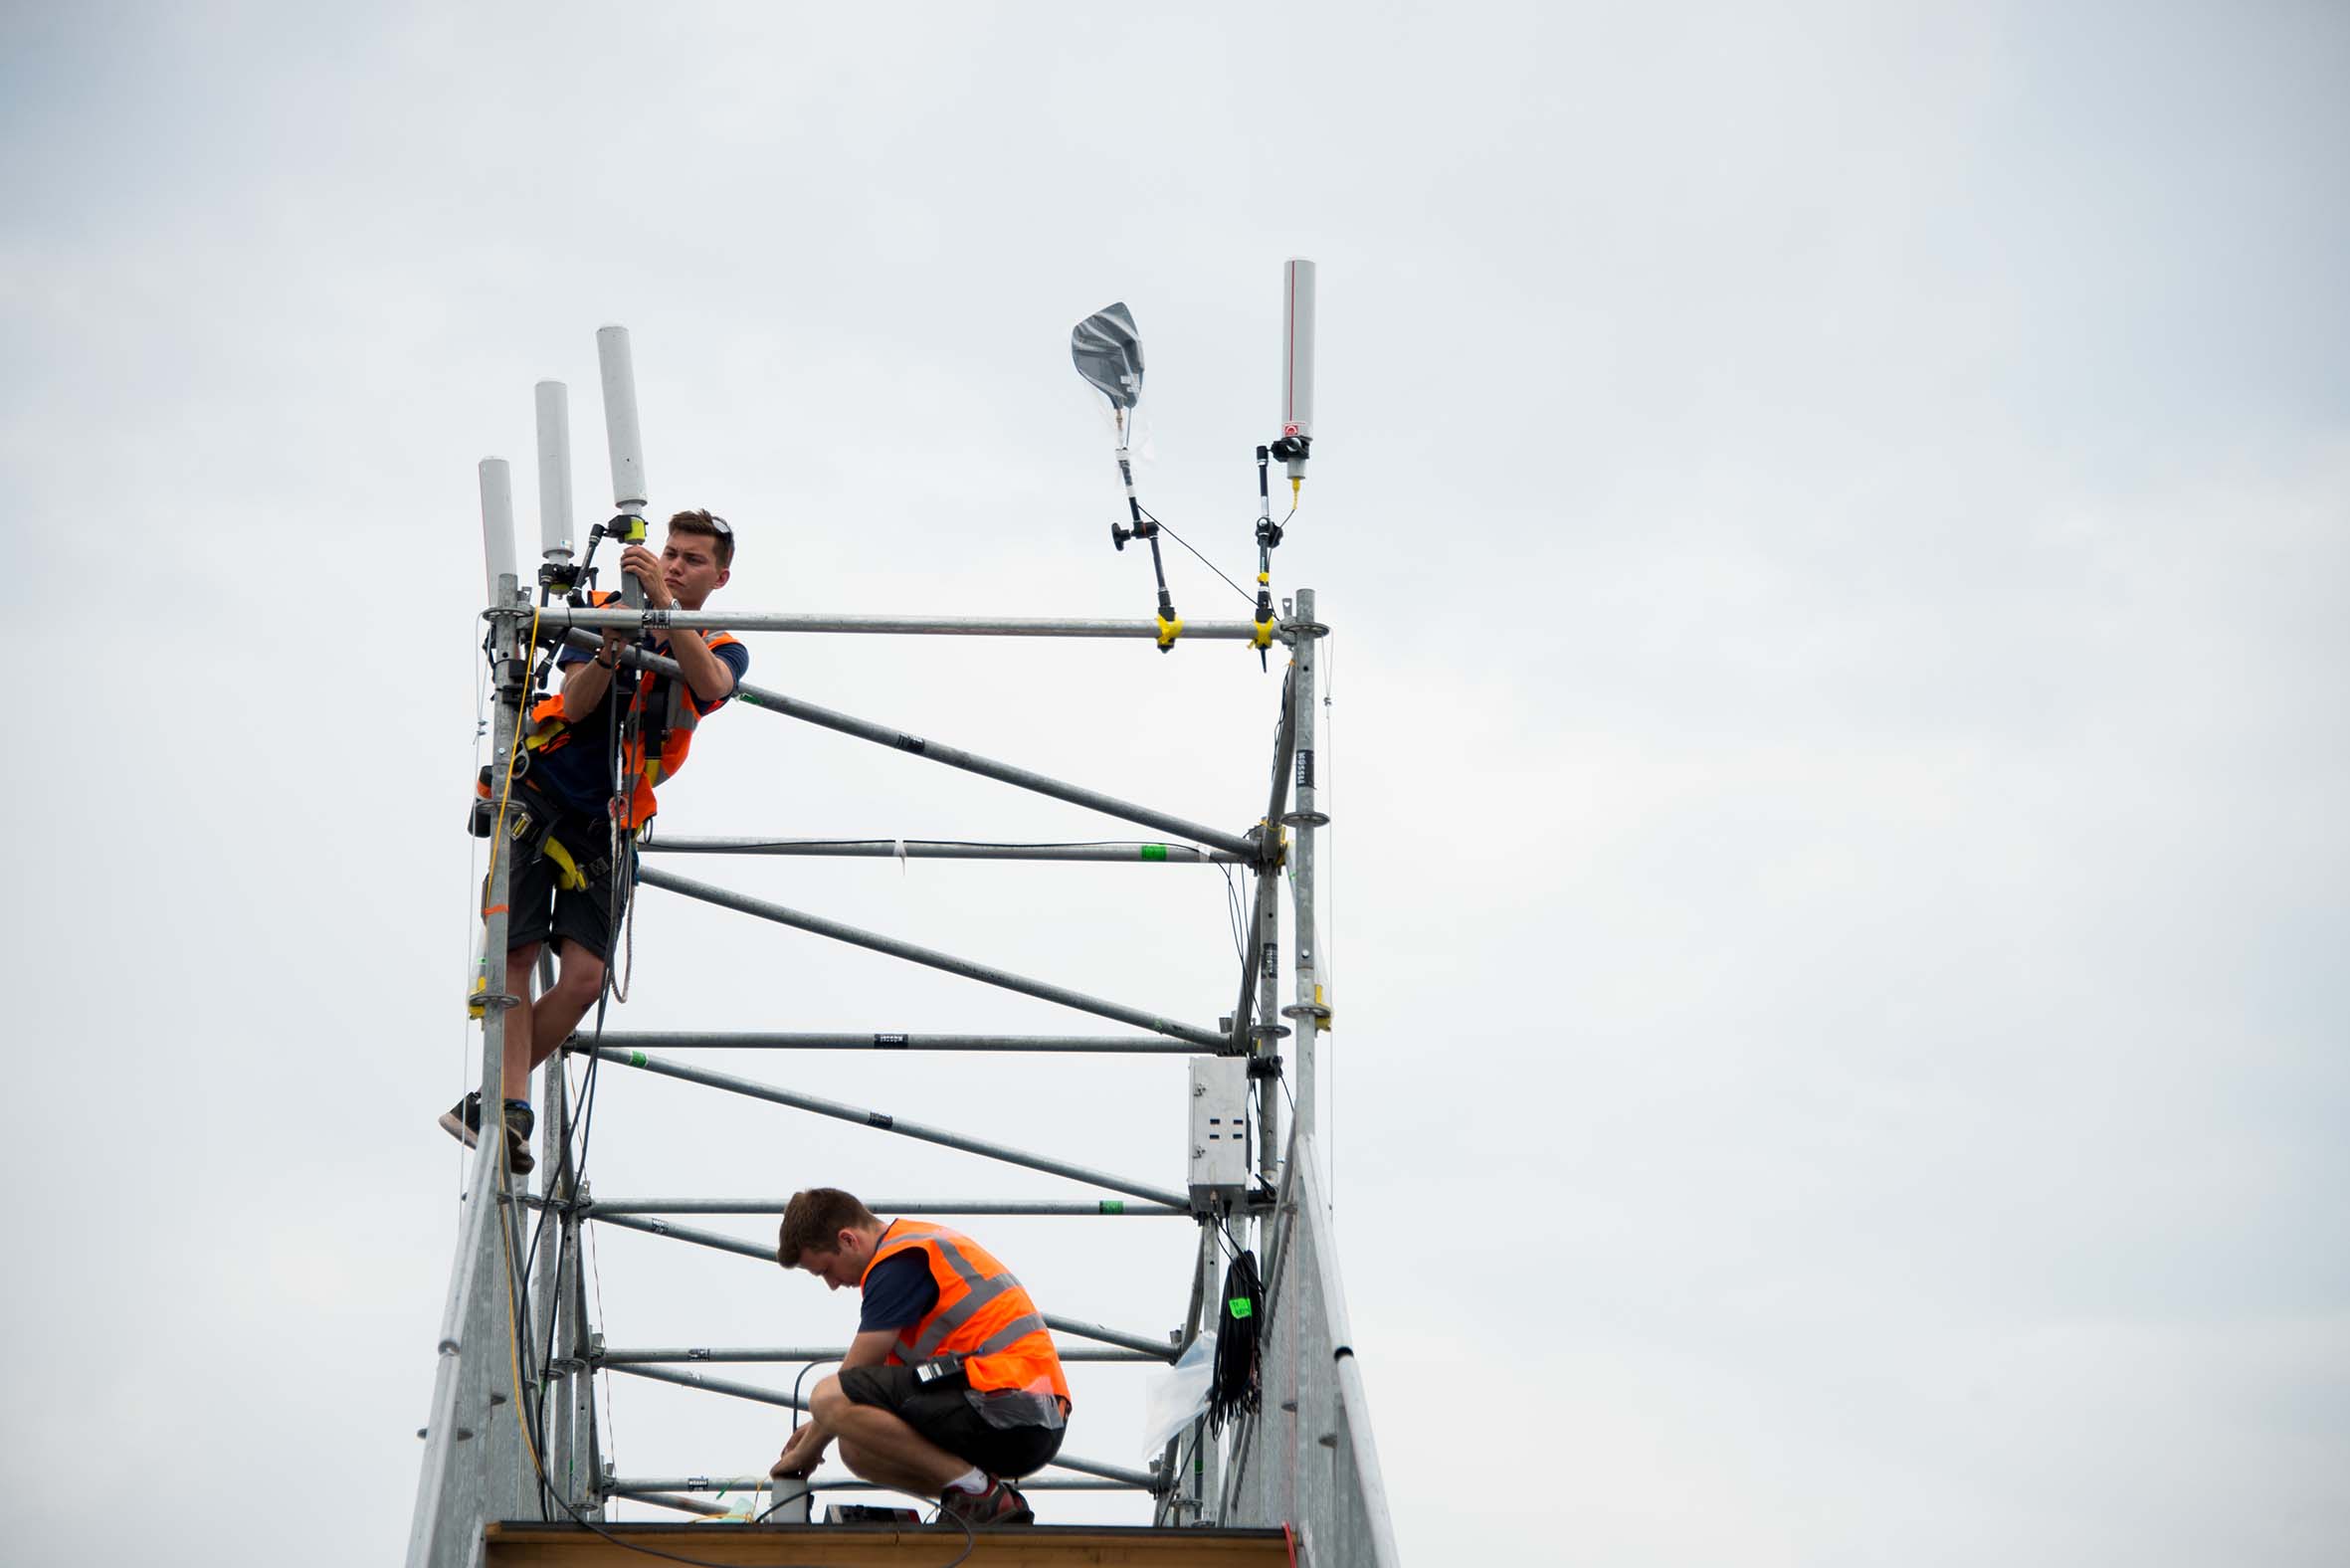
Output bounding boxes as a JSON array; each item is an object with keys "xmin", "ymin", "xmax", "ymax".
[{"xmin": 863, "ymin": 1220, "xmax": 1071, "ymax": 1405}]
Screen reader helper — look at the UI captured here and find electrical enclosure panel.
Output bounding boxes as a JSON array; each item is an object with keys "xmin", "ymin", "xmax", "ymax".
[{"xmin": 1188, "ymin": 1058, "xmax": 1251, "ymax": 1205}]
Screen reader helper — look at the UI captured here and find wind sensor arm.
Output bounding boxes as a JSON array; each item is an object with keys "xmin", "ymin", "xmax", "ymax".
[{"xmin": 1072, "ymin": 301, "xmax": 1181, "ymax": 651}]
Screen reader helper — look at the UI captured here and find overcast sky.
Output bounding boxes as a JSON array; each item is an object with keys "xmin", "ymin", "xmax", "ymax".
[{"xmin": 3, "ymin": 4, "xmax": 2346, "ymax": 1565}]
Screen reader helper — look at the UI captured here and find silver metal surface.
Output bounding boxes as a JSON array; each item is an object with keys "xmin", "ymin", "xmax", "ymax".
[
  {"xmin": 581, "ymin": 1029, "xmax": 1201, "ymax": 1055},
  {"xmin": 1215, "ymin": 1129, "xmax": 1401, "ymax": 1568},
  {"xmin": 601, "ymin": 1344, "xmax": 1160, "ymax": 1365},
  {"xmin": 641, "ymin": 835, "xmax": 1243, "ymax": 864},
  {"xmin": 546, "ymin": 606, "xmax": 1273, "ymax": 640},
  {"xmin": 580, "ymin": 1196, "xmax": 1187, "ymax": 1216}
]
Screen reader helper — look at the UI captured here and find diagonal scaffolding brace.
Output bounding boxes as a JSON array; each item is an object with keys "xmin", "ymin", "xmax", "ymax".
[
  {"xmin": 588, "ymin": 1045, "xmax": 1190, "ymax": 1206},
  {"xmin": 573, "ymin": 634, "xmax": 1263, "ymax": 861},
  {"xmin": 636, "ymin": 867, "xmax": 1231, "ymax": 1051}
]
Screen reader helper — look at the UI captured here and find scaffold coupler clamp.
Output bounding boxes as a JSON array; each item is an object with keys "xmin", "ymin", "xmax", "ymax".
[{"xmin": 1155, "ymin": 610, "xmax": 1183, "ymax": 651}]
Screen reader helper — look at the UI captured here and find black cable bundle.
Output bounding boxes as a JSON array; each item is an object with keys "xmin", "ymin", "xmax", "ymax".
[{"xmin": 1207, "ymin": 1249, "xmax": 1264, "ymax": 1435}]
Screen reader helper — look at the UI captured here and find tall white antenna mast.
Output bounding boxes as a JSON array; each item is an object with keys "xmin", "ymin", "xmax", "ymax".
[{"xmin": 1277, "ymin": 258, "xmax": 1317, "ymax": 487}]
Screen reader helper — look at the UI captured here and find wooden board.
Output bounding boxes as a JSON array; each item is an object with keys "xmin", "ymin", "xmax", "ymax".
[{"xmin": 484, "ymin": 1521, "xmax": 1293, "ymax": 1568}]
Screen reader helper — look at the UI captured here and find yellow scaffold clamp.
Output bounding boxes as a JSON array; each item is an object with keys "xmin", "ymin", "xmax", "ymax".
[{"xmin": 1155, "ymin": 612, "xmax": 1183, "ymax": 651}]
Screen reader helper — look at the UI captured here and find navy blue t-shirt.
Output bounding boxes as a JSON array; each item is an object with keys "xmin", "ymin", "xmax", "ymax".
[
  {"xmin": 859, "ymin": 1247, "xmax": 940, "ymax": 1335},
  {"xmin": 531, "ymin": 637, "xmax": 751, "ymax": 815}
]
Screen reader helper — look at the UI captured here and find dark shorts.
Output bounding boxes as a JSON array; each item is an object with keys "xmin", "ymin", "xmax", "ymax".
[
  {"xmin": 836, "ymin": 1364, "xmax": 1066, "ymax": 1479},
  {"xmin": 499, "ymin": 813, "xmax": 630, "ymax": 956}
]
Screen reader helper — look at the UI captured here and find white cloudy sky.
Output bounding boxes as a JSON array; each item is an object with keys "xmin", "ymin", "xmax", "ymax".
[{"xmin": 3, "ymin": 4, "xmax": 2346, "ymax": 1565}]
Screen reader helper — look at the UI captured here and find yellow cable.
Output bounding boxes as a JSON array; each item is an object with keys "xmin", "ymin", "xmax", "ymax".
[{"xmin": 474, "ymin": 606, "xmax": 544, "ymax": 1015}]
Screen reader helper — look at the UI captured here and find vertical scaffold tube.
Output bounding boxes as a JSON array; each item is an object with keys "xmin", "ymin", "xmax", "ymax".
[{"xmin": 1283, "ymin": 589, "xmax": 1329, "ymax": 1149}]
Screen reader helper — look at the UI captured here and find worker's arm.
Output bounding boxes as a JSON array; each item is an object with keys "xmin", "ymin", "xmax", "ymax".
[
  {"xmin": 554, "ymin": 633, "xmax": 630, "ymax": 721},
  {"xmin": 622, "ymin": 542, "xmax": 735, "ymax": 705},
  {"xmin": 769, "ymin": 1331, "xmax": 902, "ymax": 1478}
]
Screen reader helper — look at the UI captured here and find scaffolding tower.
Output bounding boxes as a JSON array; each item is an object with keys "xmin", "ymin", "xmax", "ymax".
[{"xmin": 408, "ymin": 301, "xmax": 1399, "ymax": 1568}]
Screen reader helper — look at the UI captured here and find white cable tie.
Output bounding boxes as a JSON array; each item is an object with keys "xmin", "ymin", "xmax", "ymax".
[{"xmin": 895, "ymin": 839, "xmax": 907, "ymax": 876}]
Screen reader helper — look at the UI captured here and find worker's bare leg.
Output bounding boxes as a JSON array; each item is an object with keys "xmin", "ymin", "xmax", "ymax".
[
  {"xmin": 525, "ymin": 938, "xmax": 609, "ymax": 1076},
  {"xmin": 499, "ymin": 943, "xmax": 540, "ymax": 1101},
  {"xmin": 811, "ymin": 1379, "xmax": 973, "ymax": 1495}
]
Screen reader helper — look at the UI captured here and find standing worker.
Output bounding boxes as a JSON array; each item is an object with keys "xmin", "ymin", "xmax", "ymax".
[
  {"xmin": 771, "ymin": 1188, "xmax": 1071, "ymax": 1525},
  {"xmin": 444, "ymin": 509, "xmax": 750, "ymax": 1172}
]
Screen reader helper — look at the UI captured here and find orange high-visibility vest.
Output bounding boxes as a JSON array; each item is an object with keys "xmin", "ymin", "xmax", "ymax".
[
  {"xmin": 523, "ymin": 592, "xmax": 741, "ymax": 827},
  {"xmin": 862, "ymin": 1220, "xmax": 1072, "ymax": 1406}
]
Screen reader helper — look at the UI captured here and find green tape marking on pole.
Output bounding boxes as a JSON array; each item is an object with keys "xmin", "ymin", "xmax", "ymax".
[
  {"xmin": 1100, "ymin": 1200, "xmax": 1125, "ymax": 1214},
  {"xmin": 629, "ymin": 1050, "xmax": 648, "ymax": 1068},
  {"xmin": 1228, "ymin": 1297, "xmax": 1254, "ymax": 1319},
  {"xmin": 1140, "ymin": 844, "xmax": 1168, "ymax": 862}
]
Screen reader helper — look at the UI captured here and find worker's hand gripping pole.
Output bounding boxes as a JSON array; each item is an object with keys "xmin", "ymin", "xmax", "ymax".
[{"xmin": 596, "ymin": 324, "xmax": 652, "ymax": 611}]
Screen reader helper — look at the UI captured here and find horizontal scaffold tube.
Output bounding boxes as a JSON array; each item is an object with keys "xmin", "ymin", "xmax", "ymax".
[
  {"xmin": 603, "ymin": 1364, "xmax": 1157, "ymax": 1488},
  {"xmin": 583, "ymin": 1029, "xmax": 1200, "ymax": 1055},
  {"xmin": 641, "ymin": 836, "xmax": 1245, "ymax": 864},
  {"xmin": 585, "ymin": 1211, "xmax": 1177, "ymax": 1358},
  {"xmin": 571, "ymin": 633, "xmax": 1261, "ymax": 861},
  {"xmin": 578, "ymin": 1213, "xmax": 1184, "ymax": 1222},
  {"xmin": 637, "ymin": 867, "xmax": 1229, "ymax": 1050},
  {"xmin": 613, "ymin": 1476, "xmax": 1138, "ymax": 1499},
  {"xmin": 547, "ymin": 606, "xmax": 1271, "ymax": 642},
  {"xmin": 601, "ymin": 1345, "xmax": 1159, "ymax": 1364},
  {"xmin": 591, "ymin": 1045, "xmax": 1190, "ymax": 1206}
]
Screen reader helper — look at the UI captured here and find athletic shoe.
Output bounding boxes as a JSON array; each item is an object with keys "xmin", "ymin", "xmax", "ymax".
[
  {"xmin": 439, "ymin": 1092, "xmax": 484, "ymax": 1148},
  {"xmin": 440, "ymin": 1092, "xmax": 534, "ymax": 1176},
  {"xmin": 502, "ymin": 1102, "xmax": 536, "ymax": 1177},
  {"xmin": 939, "ymin": 1479, "xmax": 1034, "ymax": 1526}
]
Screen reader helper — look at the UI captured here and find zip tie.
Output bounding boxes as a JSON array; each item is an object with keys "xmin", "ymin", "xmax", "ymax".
[{"xmin": 895, "ymin": 838, "xmax": 907, "ymax": 876}]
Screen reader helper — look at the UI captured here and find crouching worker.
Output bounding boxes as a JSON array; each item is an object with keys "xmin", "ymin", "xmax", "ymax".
[
  {"xmin": 771, "ymin": 1188, "xmax": 1071, "ymax": 1526},
  {"xmin": 444, "ymin": 509, "xmax": 748, "ymax": 1173}
]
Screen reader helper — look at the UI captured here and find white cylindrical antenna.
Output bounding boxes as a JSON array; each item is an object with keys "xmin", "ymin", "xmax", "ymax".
[
  {"xmin": 596, "ymin": 325, "xmax": 650, "ymax": 514},
  {"xmin": 534, "ymin": 380, "xmax": 575, "ymax": 566},
  {"xmin": 1281, "ymin": 258, "xmax": 1318, "ymax": 471},
  {"xmin": 478, "ymin": 458, "xmax": 516, "ymax": 606}
]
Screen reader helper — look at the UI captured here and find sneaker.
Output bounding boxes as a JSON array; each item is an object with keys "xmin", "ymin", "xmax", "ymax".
[
  {"xmin": 438, "ymin": 1092, "xmax": 483, "ymax": 1148},
  {"xmin": 939, "ymin": 1478, "xmax": 1033, "ymax": 1527},
  {"xmin": 441, "ymin": 1093, "xmax": 534, "ymax": 1176},
  {"xmin": 502, "ymin": 1102, "xmax": 536, "ymax": 1177}
]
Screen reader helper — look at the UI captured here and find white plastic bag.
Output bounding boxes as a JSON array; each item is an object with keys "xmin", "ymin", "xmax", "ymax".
[{"xmin": 1139, "ymin": 1329, "xmax": 1218, "ymax": 1460}]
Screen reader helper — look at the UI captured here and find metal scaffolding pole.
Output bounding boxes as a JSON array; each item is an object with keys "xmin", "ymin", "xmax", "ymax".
[
  {"xmin": 569, "ymin": 634, "xmax": 1262, "ymax": 861},
  {"xmin": 636, "ymin": 866, "xmax": 1229, "ymax": 1050},
  {"xmin": 1280, "ymin": 589, "xmax": 1331, "ymax": 1146},
  {"xmin": 546, "ymin": 605, "xmax": 1273, "ymax": 641},
  {"xmin": 582, "ymin": 1030, "xmax": 1200, "ymax": 1056},
  {"xmin": 601, "ymin": 1345, "xmax": 1159, "ymax": 1365},
  {"xmin": 602, "ymin": 1364, "xmax": 1157, "ymax": 1489},
  {"xmin": 614, "ymin": 1476, "xmax": 1140, "ymax": 1497},
  {"xmin": 581, "ymin": 1197, "xmax": 1188, "ymax": 1217},
  {"xmin": 589, "ymin": 1045, "xmax": 1189, "ymax": 1205},
  {"xmin": 640, "ymin": 836, "xmax": 1247, "ymax": 865},
  {"xmin": 583, "ymin": 1209, "xmax": 1176, "ymax": 1356}
]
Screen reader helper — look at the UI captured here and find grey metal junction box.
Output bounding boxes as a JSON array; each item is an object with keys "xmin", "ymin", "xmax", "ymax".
[{"xmin": 1188, "ymin": 1058, "xmax": 1251, "ymax": 1205}]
